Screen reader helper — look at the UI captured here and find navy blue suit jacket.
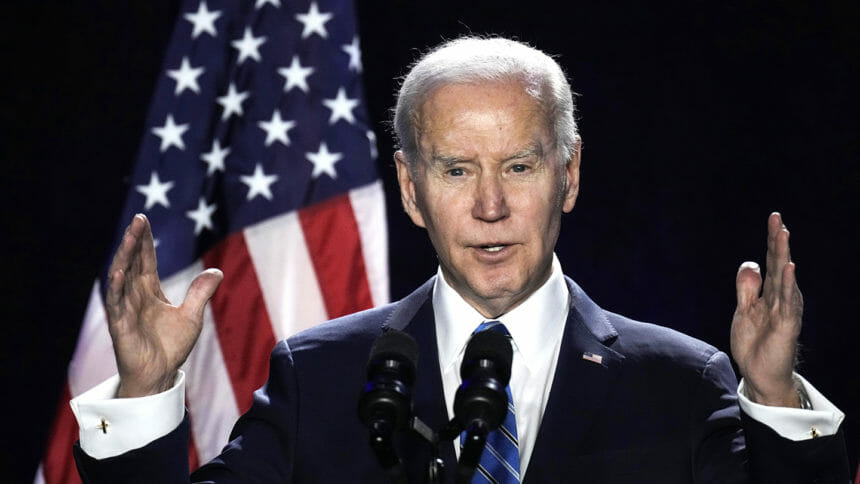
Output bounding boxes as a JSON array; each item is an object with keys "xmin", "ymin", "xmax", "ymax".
[{"xmin": 75, "ymin": 277, "xmax": 848, "ymax": 483}]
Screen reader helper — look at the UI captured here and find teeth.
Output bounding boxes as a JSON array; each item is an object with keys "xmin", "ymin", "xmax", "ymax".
[{"xmin": 483, "ymin": 246, "xmax": 503, "ymax": 252}]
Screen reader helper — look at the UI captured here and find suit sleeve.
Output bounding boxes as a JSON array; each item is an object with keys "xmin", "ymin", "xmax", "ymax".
[
  {"xmin": 691, "ymin": 350, "xmax": 849, "ymax": 483},
  {"xmin": 74, "ymin": 340, "xmax": 300, "ymax": 484}
]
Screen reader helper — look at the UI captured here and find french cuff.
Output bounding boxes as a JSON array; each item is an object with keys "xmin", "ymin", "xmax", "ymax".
[
  {"xmin": 738, "ymin": 373, "xmax": 845, "ymax": 441},
  {"xmin": 69, "ymin": 371, "xmax": 186, "ymax": 459}
]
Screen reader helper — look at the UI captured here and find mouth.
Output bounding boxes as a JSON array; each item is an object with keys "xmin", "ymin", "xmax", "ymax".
[{"xmin": 477, "ymin": 244, "xmax": 511, "ymax": 253}]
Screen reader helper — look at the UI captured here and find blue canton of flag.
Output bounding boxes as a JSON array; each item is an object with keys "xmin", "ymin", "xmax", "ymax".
[{"xmin": 123, "ymin": 0, "xmax": 379, "ymax": 281}]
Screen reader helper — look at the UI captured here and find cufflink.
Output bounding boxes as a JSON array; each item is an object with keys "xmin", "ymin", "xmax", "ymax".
[{"xmin": 97, "ymin": 417, "xmax": 110, "ymax": 434}]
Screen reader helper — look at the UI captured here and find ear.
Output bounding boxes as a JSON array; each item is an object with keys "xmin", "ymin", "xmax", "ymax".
[
  {"xmin": 394, "ymin": 150, "xmax": 427, "ymax": 228},
  {"xmin": 561, "ymin": 144, "xmax": 581, "ymax": 213}
]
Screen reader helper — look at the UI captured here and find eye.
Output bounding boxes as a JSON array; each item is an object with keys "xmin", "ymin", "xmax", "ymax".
[
  {"xmin": 447, "ymin": 167, "xmax": 465, "ymax": 177},
  {"xmin": 510, "ymin": 164, "xmax": 529, "ymax": 173}
]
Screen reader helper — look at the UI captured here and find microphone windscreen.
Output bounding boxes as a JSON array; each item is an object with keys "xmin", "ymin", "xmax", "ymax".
[
  {"xmin": 461, "ymin": 330, "xmax": 513, "ymax": 384},
  {"xmin": 367, "ymin": 329, "xmax": 419, "ymax": 370}
]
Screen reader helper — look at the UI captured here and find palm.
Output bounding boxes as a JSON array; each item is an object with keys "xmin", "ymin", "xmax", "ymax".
[
  {"xmin": 106, "ymin": 215, "xmax": 222, "ymax": 397},
  {"xmin": 730, "ymin": 213, "xmax": 803, "ymax": 407}
]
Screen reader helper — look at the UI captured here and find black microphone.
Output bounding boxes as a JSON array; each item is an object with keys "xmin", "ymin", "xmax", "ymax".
[
  {"xmin": 358, "ymin": 329, "xmax": 419, "ymax": 483},
  {"xmin": 453, "ymin": 329, "xmax": 513, "ymax": 483}
]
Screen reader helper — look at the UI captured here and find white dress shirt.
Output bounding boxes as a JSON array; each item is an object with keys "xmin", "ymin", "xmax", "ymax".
[
  {"xmin": 72, "ymin": 254, "xmax": 845, "ymax": 475},
  {"xmin": 434, "ymin": 254, "xmax": 569, "ymax": 476}
]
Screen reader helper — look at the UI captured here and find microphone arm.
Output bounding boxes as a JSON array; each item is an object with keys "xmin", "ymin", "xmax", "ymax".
[{"xmin": 457, "ymin": 419, "xmax": 489, "ymax": 484}]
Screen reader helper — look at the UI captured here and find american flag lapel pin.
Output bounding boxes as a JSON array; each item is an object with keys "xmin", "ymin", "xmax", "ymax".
[{"xmin": 582, "ymin": 351, "xmax": 603, "ymax": 365}]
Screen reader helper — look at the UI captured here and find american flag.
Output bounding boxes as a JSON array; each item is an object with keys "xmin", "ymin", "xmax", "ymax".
[{"xmin": 35, "ymin": 1, "xmax": 388, "ymax": 482}]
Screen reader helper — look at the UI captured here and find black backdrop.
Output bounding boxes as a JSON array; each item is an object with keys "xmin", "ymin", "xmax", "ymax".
[{"xmin": 2, "ymin": 1, "xmax": 858, "ymax": 481}]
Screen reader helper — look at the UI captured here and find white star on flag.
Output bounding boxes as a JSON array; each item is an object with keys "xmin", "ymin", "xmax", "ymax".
[
  {"xmin": 306, "ymin": 142, "xmax": 343, "ymax": 179},
  {"xmin": 240, "ymin": 163, "xmax": 279, "ymax": 201},
  {"xmin": 258, "ymin": 110, "xmax": 296, "ymax": 146},
  {"xmin": 295, "ymin": 1, "xmax": 333, "ymax": 39},
  {"xmin": 135, "ymin": 171, "xmax": 174, "ymax": 210},
  {"xmin": 183, "ymin": 1, "xmax": 221, "ymax": 39},
  {"xmin": 255, "ymin": 0, "xmax": 280, "ymax": 8},
  {"xmin": 278, "ymin": 56, "xmax": 314, "ymax": 93},
  {"xmin": 201, "ymin": 139, "xmax": 230, "ymax": 175},
  {"xmin": 167, "ymin": 57, "xmax": 205, "ymax": 95},
  {"xmin": 186, "ymin": 197, "xmax": 217, "ymax": 235},
  {"xmin": 231, "ymin": 27, "xmax": 266, "ymax": 64},
  {"xmin": 151, "ymin": 114, "xmax": 189, "ymax": 152},
  {"xmin": 341, "ymin": 36, "xmax": 362, "ymax": 72},
  {"xmin": 217, "ymin": 83, "xmax": 249, "ymax": 120},
  {"xmin": 322, "ymin": 87, "xmax": 359, "ymax": 125}
]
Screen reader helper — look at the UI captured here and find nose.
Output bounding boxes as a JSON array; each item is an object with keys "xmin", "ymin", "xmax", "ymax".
[{"xmin": 471, "ymin": 172, "xmax": 509, "ymax": 222}]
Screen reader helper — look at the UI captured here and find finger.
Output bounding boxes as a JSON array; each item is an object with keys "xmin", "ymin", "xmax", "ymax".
[
  {"xmin": 106, "ymin": 216, "xmax": 147, "ymax": 315},
  {"xmin": 181, "ymin": 268, "xmax": 224, "ymax": 321},
  {"xmin": 128, "ymin": 215, "xmax": 148, "ymax": 280},
  {"xmin": 137, "ymin": 214, "xmax": 159, "ymax": 276},
  {"xmin": 771, "ymin": 227, "xmax": 792, "ymax": 302},
  {"xmin": 108, "ymin": 215, "xmax": 144, "ymax": 278},
  {"xmin": 735, "ymin": 261, "xmax": 762, "ymax": 311},
  {"xmin": 764, "ymin": 212, "xmax": 788, "ymax": 299}
]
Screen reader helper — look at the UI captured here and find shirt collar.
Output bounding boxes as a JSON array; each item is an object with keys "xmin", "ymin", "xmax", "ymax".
[{"xmin": 433, "ymin": 254, "xmax": 569, "ymax": 375}]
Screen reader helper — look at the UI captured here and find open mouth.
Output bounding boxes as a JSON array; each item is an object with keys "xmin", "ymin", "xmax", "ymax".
[{"xmin": 480, "ymin": 245, "xmax": 506, "ymax": 252}]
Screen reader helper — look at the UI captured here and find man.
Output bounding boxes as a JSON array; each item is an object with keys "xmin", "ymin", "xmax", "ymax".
[{"xmin": 72, "ymin": 37, "xmax": 848, "ymax": 482}]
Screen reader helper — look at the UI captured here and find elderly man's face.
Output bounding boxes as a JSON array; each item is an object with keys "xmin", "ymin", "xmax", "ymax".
[{"xmin": 395, "ymin": 81, "xmax": 580, "ymax": 318}]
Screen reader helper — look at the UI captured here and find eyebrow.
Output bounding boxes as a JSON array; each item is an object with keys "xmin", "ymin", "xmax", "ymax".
[
  {"xmin": 430, "ymin": 153, "xmax": 466, "ymax": 167},
  {"xmin": 429, "ymin": 143, "xmax": 544, "ymax": 166},
  {"xmin": 504, "ymin": 145, "xmax": 542, "ymax": 162}
]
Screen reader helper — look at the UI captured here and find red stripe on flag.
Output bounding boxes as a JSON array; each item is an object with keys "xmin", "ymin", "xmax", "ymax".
[
  {"xmin": 186, "ymin": 398, "xmax": 200, "ymax": 473},
  {"xmin": 41, "ymin": 384, "xmax": 82, "ymax": 484},
  {"xmin": 299, "ymin": 194, "xmax": 374, "ymax": 318},
  {"xmin": 203, "ymin": 232, "xmax": 277, "ymax": 414}
]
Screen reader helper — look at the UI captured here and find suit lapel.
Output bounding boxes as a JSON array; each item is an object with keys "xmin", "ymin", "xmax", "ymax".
[
  {"xmin": 525, "ymin": 278, "xmax": 625, "ymax": 482},
  {"xmin": 383, "ymin": 278, "xmax": 458, "ymax": 481}
]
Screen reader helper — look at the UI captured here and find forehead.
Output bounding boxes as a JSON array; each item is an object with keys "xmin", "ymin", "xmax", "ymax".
[{"xmin": 416, "ymin": 81, "xmax": 549, "ymax": 157}]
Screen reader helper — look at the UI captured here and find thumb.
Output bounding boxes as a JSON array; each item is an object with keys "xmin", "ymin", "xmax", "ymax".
[
  {"xmin": 182, "ymin": 268, "xmax": 224, "ymax": 320},
  {"xmin": 735, "ymin": 261, "xmax": 761, "ymax": 310}
]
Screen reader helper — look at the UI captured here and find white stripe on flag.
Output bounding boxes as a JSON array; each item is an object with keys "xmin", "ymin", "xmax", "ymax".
[
  {"xmin": 349, "ymin": 181, "xmax": 390, "ymax": 307},
  {"xmin": 164, "ymin": 262, "xmax": 240, "ymax": 463},
  {"xmin": 244, "ymin": 211, "xmax": 328, "ymax": 341},
  {"xmin": 184, "ymin": 303, "xmax": 240, "ymax": 462},
  {"xmin": 68, "ymin": 282, "xmax": 116, "ymax": 397}
]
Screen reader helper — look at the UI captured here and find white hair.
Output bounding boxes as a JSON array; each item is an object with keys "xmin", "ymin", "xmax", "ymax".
[{"xmin": 393, "ymin": 36, "xmax": 580, "ymax": 167}]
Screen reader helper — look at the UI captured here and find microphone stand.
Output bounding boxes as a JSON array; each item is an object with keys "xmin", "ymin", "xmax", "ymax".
[
  {"xmin": 409, "ymin": 416, "xmax": 445, "ymax": 484},
  {"xmin": 445, "ymin": 419, "xmax": 487, "ymax": 484}
]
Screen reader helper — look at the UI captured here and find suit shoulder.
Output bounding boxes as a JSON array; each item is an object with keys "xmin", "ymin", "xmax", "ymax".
[
  {"xmin": 283, "ymin": 276, "xmax": 435, "ymax": 357},
  {"xmin": 605, "ymin": 310, "xmax": 723, "ymax": 370},
  {"xmin": 284, "ymin": 302, "xmax": 398, "ymax": 355}
]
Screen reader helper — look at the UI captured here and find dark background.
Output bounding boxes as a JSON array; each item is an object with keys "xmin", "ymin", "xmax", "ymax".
[{"xmin": 3, "ymin": 1, "xmax": 858, "ymax": 481}]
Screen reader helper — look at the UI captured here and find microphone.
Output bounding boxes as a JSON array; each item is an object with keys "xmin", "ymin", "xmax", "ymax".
[
  {"xmin": 453, "ymin": 329, "xmax": 513, "ymax": 483},
  {"xmin": 358, "ymin": 329, "xmax": 419, "ymax": 483}
]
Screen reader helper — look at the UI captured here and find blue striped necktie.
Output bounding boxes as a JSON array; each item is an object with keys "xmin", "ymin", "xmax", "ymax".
[{"xmin": 462, "ymin": 320, "xmax": 520, "ymax": 483}]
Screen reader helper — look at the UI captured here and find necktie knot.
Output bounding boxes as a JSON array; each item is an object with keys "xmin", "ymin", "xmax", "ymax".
[{"xmin": 475, "ymin": 320, "xmax": 510, "ymax": 337}]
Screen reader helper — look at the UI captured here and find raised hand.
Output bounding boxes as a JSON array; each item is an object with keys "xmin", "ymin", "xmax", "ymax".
[
  {"xmin": 106, "ymin": 214, "xmax": 223, "ymax": 398},
  {"xmin": 731, "ymin": 212, "xmax": 803, "ymax": 407}
]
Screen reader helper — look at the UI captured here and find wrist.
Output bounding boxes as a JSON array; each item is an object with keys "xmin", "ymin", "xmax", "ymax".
[
  {"xmin": 117, "ymin": 372, "xmax": 178, "ymax": 398},
  {"xmin": 744, "ymin": 378, "xmax": 803, "ymax": 408}
]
